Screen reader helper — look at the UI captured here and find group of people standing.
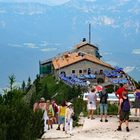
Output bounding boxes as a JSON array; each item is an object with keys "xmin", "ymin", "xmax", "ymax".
[
  {"xmin": 33, "ymin": 83, "xmax": 140, "ymax": 135},
  {"xmin": 86, "ymin": 86, "xmax": 108, "ymax": 122},
  {"xmin": 33, "ymin": 98, "xmax": 75, "ymax": 135},
  {"xmin": 86, "ymin": 83, "xmax": 140, "ymax": 132}
]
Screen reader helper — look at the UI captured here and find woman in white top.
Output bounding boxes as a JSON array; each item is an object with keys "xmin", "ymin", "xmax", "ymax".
[
  {"xmin": 65, "ymin": 102, "xmax": 74, "ymax": 135},
  {"xmin": 38, "ymin": 97, "xmax": 48, "ymax": 133},
  {"xmin": 87, "ymin": 87, "xmax": 97, "ymax": 119}
]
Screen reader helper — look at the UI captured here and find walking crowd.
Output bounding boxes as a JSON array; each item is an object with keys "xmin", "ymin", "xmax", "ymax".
[
  {"xmin": 33, "ymin": 98, "xmax": 75, "ymax": 135},
  {"xmin": 33, "ymin": 84, "xmax": 140, "ymax": 136}
]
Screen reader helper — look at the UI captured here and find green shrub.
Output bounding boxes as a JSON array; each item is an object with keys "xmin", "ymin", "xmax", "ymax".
[
  {"xmin": 106, "ymin": 85, "xmax": 114, "ymax": 93},
  {"xmin": 107, "ymin": 102, "xmax": 118, "ymax": 115},
  {"xmin": 0, "ymin": 89, "xmax": 43, "ymax": 140},
  {"xmin": 97, "ymin": 78, "xmax": 104, "ymax": 83}
]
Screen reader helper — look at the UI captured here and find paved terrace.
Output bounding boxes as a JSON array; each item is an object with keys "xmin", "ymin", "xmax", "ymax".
[{"xmin": 41, "ymin": 109, "xmax": 140, "ymax": 140}]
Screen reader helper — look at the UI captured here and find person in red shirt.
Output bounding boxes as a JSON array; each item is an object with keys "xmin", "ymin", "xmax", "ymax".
[
  {"xmin": 116, "ymin": 84, "xmax": 124, "ymax": 115},
  {"xmin": 116, "ymin": 84, "xmax": 124, "ymax": 100},
  {"xmin": 116, "ymin": 83, "xmax": 128, "ymax": 115}
]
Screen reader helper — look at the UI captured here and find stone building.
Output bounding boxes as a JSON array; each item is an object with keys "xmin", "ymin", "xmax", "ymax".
[{"xmin": 39, "ymin": 41, "xmax": 113, "ymax": 78}]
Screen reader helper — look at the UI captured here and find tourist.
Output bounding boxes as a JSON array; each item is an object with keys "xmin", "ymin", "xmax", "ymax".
[
  {"xmin": 56, "ymin": 100, "xmax": 67, "ymax": 131},
  {"xmin": 87, "ymin": 87, "xmax": 97, "ymax": 119},
  {"xmin": 116, "ymin": 84, "xmax": 129, "ymax": 115},
  {"xmin": 65, "ymin": 102, "xmax": 74, "ymax": 135},
  {"xmin": 117, "ymin": 90, "xmax": 130, "ymax": 132},
  {"xmin": 38, "ymin": 97, "xmax": 46, "ymax": 111},
  {"xmin": 134, "ymin": 86, "xmax": 140, "ymax": 116},
  {"xmin": 51, "ymin": 99, "xmax": 59, "ymax": 123},
  {"xmin": 38, "ymin": 97, "xmax": 48, "ymax": 133},
  {"xmin": 43, "ymin": 105, "xmax": 49, "ymax": 133},
  {"xmin": 46, "ymin": 100, "xmax": 54, "ymax": 130},
  {"xmin": 115, "ymin": 83, "xmax": 124, "ymax": 115},
  {"xmin": 99, "ymin": 87, "xmax": 108, "ymax": 122}
]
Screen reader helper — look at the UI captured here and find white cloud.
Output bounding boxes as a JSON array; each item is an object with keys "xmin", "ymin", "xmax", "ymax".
[
  {"xmin": 0, "ymin": 0, "xmax": 71, "ymax": 6},
  {"xmin": 123, "ymin": 20, "xmax": 140, "ymax": 33},
  {"xmin": 40, "ymin": 41, "xmax": 61, "ymax": 47},
  {"xmin": 40, "ymin": 41, "xmax": 49, "ymax": 47},
  {"xmin": 124, "ymin": 66, "xmax": 135, "ymax": 73},
  {"xmin": 117, "ymin": 0, "xmax": 131, "ymax": 6},
  {"xmin": 8, "ymin": 43, "xmax": 23, "ymax": 48},
  {"xmin": 87, "ymin": 16, "xmax": 116, "ymax": 28},
  {"xmin": 41, "ymin": 48, "xmax": 57, "ymax": 52},
  {"xmin": 9, "ymin": 43, "xmax": 39, "ymax": 49},
  {"xmin": 100, "ymin": 16, "xmax": 115, "ymax": 26},
  {"xmin": 8, "ymin": 41, "xmax": 60, "ymax": 52},
  {"xmin": 132, "ymin": 49, "xmax": 140, "ymax": 55},
  {"xmin": 24, "ymin": 43, "xmax": 39, "ymax": 49},
  {"xmin": 15, "ymin": 9, "xmax": 45, "ymax": 15}
]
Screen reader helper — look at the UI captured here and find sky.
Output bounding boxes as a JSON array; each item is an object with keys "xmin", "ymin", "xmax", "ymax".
[{"xmin": 0, "ymin": 0, "xmax": 140, "ymax": 93}]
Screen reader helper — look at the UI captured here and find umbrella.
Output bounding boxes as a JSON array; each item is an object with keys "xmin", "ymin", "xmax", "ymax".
[{"xmin": 96, "ymin": 85, "xmax": 103, "ymax": 92}]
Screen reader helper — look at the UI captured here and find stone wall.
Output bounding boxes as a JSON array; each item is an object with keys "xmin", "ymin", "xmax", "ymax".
[
  {"xmin": 55, "ymin": 60, "xmax": 112, "ymax": 77},
  {"xmin": 76, "ymin": 44, "xmax": 97, "ymax": 56}
]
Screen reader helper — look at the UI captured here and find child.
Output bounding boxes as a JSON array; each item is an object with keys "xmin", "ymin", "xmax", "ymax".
[
  {"xmin": 65, "ymin": 102, "xmax": 74, "ymax": 135},
  {"xmin": 117, "ymin": 90, "xmax": 130, "ymax": 132}
]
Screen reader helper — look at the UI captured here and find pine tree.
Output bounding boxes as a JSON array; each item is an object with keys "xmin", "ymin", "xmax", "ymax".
[
  {"xmin": 8, "ymin": 74, "xmax": 16, "ymax": 91},
  {"xmin": 41, "ymin": 83, "xmax": 49, "ymax": 100},
  {"xmin": 27, "ymin": 77, "xmax": 31, "ymax": 90},
  {"xmin": 21, "ymin": 81, "xmax": 26, "ymax": 91}
]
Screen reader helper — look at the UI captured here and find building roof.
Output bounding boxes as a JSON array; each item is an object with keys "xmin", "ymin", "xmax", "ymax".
[
  {"xmin": 52, "ymin": 52, "xmax": 113, "ymax": 70},
  {"xmin": 75, "ymin": 42, "xmax": 98, "ymax": 50}
]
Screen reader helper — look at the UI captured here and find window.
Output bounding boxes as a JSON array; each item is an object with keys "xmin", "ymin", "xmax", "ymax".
[
  {"xmin": 72, "ymin": 70, "xmax": 75, "ymax": 73},
  {"xmin": 79, "ymin": 70, "xmax": 82, "ymax": 74},
  {"xmin": 83, "ymin": 69, "xmax": 87, "ymax": 73},
  {"xmin": 99, "ymin": 69, "xmax": 103, "ymax": 75}
]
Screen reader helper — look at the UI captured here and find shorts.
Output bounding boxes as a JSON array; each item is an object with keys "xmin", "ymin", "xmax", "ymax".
[
  {"xmin": 100, "ymin": 103, "xmax": 108, "ymax": 115},
  {"xmin": 87, "ymin": 102, "xmax": 96, "ymax": 110},
  {"xmin": 58, "ymin": 116, "xmax": 65, "ymax": 124},
  {"xmin": 120, "ymin": 111, "xmax": 129, "ymax": 121}
]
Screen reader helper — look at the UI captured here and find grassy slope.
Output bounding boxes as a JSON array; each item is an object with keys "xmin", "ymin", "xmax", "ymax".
[{"xmin": 40, "ymin": 75, "xmax": 72, "ymax": 104}]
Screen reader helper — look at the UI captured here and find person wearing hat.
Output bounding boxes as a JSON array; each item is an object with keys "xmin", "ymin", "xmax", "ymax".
[
  {"xmin": 37, "ymin": 97, "xmax": 48, "ymax": 133},
  {"xmin": 38, "ymin": 97, "xmax": 46, "ymax": 111},
  {"xmin": 65, "ymin": 102, "xmax": 74, "ymax": 135}
]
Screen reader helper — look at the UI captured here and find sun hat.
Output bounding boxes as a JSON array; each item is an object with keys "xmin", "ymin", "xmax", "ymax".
[
  {"xmin": 40, "ymin": 97, "xmax": 45, "ymax": 102},
  {"xmin": 67, "ymin": 102, "xmax": 72, "ymax": 107},
  {"xmin": 46, "ymin": 100, "xmax": 50, "ymax": 103}
]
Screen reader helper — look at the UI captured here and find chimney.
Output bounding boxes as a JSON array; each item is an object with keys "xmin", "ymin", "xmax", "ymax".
[{"xmin": 82, "ymin": 38, "xmax": 86, "ymax": 42}]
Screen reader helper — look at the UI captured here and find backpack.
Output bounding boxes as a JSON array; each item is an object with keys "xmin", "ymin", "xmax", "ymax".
[
  {"xmin": 121, "ymin": 97, "xmax": 130, "ymax": 112},
  {"xmin": 71, "ymin": 113, "xmax": 77, "ymax": 121},
  {"xmin": 100, "ymin": 92, "xmax": 108, "ymax": 104},
  {"xmin": 53, "ymin": 104, "xmax": 58, "ymax": 113}
]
